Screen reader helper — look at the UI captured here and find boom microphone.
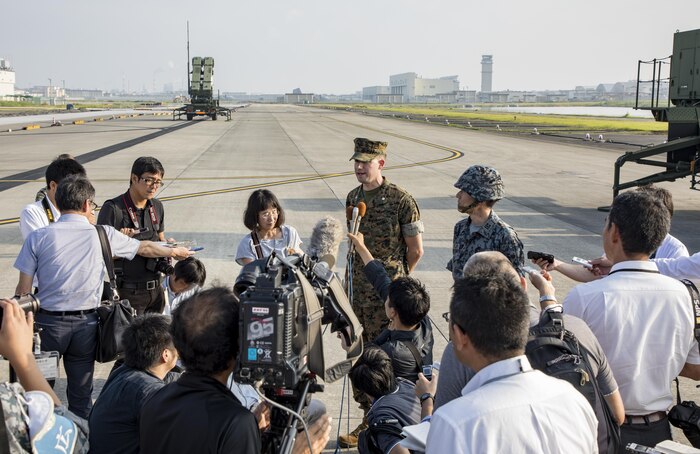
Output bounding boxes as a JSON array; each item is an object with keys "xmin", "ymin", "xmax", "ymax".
[{"xmin": 306, "ymin": 216, "xmax": 344, "ymax": 269}]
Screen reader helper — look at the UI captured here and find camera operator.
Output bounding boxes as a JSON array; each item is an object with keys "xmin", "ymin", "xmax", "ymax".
[
  {"xmin": 139, "ymin": 287, "xmax": 331, "ymax": 454},
  {"xmin": 14, "ymin": 175, "xmax": 192, "ymax": 419},
  {"xmin": 97, "ymin": 156, "xmax": 173, "ymax": 315},
  {"xmin": 0, "ymin": 298, "xmax": 89, "ymax": 453}
]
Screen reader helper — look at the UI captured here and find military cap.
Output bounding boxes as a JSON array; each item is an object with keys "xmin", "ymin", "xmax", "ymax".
[
  {"xmin": 350, "ymin": 138, "xmax": 388, "ymax": 162},
  {"xmin": 454, "ymin": 165, "xmax": 504, "ymax": 202}
]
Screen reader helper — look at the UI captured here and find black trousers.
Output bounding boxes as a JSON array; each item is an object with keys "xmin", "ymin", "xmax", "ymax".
[
  {"xmin": 118, "ymin": 285, "xmax": 165, "ymax": 315},
  {"xmin": 618, "ymin": 416, "xmax": 671, "ymax": 453}
]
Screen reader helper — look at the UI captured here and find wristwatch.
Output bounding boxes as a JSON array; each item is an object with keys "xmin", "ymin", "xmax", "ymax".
[{"xmin": 419, "ymin": 392, "xmax": 434, "ymax": 404}]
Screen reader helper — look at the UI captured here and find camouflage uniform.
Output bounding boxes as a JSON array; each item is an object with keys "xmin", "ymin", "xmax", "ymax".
[
  {"xmin": 0, "ymin": 382, "xmax": 89, "ymax": 453},
  {"xmin": 345, "ymin": 138, "xmax": 423, "ymax": 423},
  {"xmin": 346, "ymin": 138, "xmax": 423, "ymax": 343},
  {"xmin": 448, "ymin": 165, "xmax": 524, "ymax": 280}
]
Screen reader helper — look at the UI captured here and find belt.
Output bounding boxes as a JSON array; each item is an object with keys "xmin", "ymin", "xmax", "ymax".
[
  {"xmin": 117, "ymin": 279, "xmax": 160, "ymax": 290},
  {"xmin": 623, "ymin": 411, "xmax": 667, "ymax": 425},
  {"xmin": 38, "ymin": 308, "xmax": 97, "ymax": 316}
]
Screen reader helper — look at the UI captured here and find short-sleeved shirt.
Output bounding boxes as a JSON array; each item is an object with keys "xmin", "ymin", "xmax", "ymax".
[
  {"xmin": 367, "ymin": 378, "xmax": 421, "ymax": 454},
  {"xmin": 20, "ymin": 198, "xmax": 60, "ymax": 240},
  {"xmin": 564, "ymin": 260, "xmax": 700, "ymax": 414},
  {"xmin": 89, "ymin": 366, "xmax": 166, "ymax": 454},
  {"xmin": 235, "ymin": 224, "xmax": 302, "ymax": 265},
  {"xmin": 14, "ymin": 214, "xmax": 140, "ymax": 311},
  {"xmin": 140, "ymin": 373, "xmax": 261, "ymax": 454},
  {"xmin": 97, "ymin": 195, "xmax": 164, "ymax": 283},
  {"xmin": 447, "ymin": 210, "xmax": 524, "ymax": 280},
  {"xmin": 346, "ymin": 177, "xmax": 422, "ymax": 308}
]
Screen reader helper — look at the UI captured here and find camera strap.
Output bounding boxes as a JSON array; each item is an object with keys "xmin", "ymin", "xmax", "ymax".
[
  {"xmin": 121, "ymin": 192, "xmax": 159, "ymax": 231},
  {"xmin": 95, "ymin": 225, "xmax": 120, "ymax": 301},
  {"xmin": 41, "ymin": 197, "xmax": 55, "ymax": 223}
]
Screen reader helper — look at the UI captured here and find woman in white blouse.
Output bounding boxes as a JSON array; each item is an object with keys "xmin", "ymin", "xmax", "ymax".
[{"xmin": 235, "ymin": 189, "xmax": 302, "ymax": 265}]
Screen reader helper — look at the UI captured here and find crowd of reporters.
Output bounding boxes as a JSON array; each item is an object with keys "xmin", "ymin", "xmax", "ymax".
[{"xmin": 2, "ymin": 152, "xmax": 700, "ymax": 454}]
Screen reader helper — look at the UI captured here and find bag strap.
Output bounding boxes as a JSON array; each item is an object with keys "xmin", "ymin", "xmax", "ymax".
[
  {"xmin": 250, "ymin": 231, "xmax": 264, "ymax": 260},
  {"xmin": 95, "ymin": 225, "xmax": 119, "ymax": 300},
  {"xmin": 399, "ymin": 340, "xmax": 424, "ymax": 372},
  {"xmin": 676, "ymin": 279, "xmax": 700, "ymax": 403}
]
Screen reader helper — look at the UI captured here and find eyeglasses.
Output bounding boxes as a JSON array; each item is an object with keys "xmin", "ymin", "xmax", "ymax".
[
  {"xmin": 259, "ymin": 209, "xmax": 279, "ymax": 218},
  {"xmin": 442, "ymin": 312, "xmax": 450, "ymax": 323},
  {"xmin": 89, "ymin": 201, "xmax": 100, "ymax": 212},
  {"xmin": 140, "ymin": 177, "xmax": 164, "ymax": 187}
]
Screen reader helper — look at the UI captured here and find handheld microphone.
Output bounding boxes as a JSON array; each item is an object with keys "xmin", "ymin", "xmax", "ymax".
[
  {"xmin": 353, "ymin": 202, "xmax": 367, "ymax": 235},
  {"xmin": 306, "ymin": 216, "xmax": 344, "ymax": 270}
]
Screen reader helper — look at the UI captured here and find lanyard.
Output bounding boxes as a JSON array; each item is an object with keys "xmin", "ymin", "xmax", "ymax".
[
  {"xmin": 122, "ymin": 192, "xmax": 159, "ymax": 230},
  {"xmin": 607, "ymin": 268, "xmax": 660, "ymax": 276},
  {"xmin": 41, "ymin": 198, "xmax": 55, "ymax": 223}
]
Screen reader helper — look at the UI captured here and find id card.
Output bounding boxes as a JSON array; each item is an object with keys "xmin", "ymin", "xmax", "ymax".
[{"xmin": 35, "ymin": 351, "xmax": 59, "ymax": 380}]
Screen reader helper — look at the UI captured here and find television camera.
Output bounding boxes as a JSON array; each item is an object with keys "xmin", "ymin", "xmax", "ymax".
[{"xmin": 233, "ymin": 235, "xmax": 363, "ymax": 453}]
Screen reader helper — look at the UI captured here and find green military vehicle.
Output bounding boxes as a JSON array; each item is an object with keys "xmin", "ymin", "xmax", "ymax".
[
  {"xmin": 174, "ymin": 56, "xmax": 231, "ymax": 121},
  {"xmin": 605, "ymin": 28, "xmax": 700, "ymax": 203}
]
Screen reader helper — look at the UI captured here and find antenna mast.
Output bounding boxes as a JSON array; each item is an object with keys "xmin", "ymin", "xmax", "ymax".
[{"xmin": 186, "ymin": 21, "xmax": 191, "ymax": 93}]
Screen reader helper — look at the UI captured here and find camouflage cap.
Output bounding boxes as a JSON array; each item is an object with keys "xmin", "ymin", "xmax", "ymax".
[
  {"xmin": 350, "ymin": 138, "xmax": 388, "ymax": 162},
  {"xmin": 454, "ymin": 165, "xmax": 504, "ymax": 201}
]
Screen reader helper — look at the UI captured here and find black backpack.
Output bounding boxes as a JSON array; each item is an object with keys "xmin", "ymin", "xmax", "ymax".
[{"xmin": 526, "ymin": 310, "xmax": 620, "ymax": 454}]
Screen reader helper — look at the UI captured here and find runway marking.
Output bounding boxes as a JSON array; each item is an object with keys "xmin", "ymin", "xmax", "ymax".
[{"xmin": 0, "ymin": 119, "xmax": 463, "ymax": 225}]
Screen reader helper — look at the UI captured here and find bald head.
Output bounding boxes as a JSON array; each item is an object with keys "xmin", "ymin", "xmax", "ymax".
[{"xmin": 463, "ymin": 251, "xmax": 521, "ymax": 287}]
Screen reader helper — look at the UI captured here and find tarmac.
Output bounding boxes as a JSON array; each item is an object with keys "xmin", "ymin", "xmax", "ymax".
[{"xmin": 0, "ymin": 103, "xmax": 698, "ymax": 451}]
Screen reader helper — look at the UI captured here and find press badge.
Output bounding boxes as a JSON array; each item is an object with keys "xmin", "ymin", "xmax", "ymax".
[{"xmin": 33, "ymin": 333, "xmax": 59, "ymax": 380}]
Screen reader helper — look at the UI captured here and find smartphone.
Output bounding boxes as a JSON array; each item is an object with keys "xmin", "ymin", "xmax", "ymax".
[
  {"xmin": 190, "ymin": 246, "xmax": 204, "ymax": 252},
  {"xmin": 527, "ymin": 251, "xmax": 554, "ymax": 264},
  {"xmin": 422, "ymin": 365, "xmax": 433, "ymax": 380},
  {"xmin": 137, "ymin": 227, "xmax": 148, "ymax": 233},
  {"xmin": 572, "ymin": 256, "xmax": 593, "ymax": 270},
  {"xmin": 521, "ymin": 265, "xmax": 541, "ymax": 275}
]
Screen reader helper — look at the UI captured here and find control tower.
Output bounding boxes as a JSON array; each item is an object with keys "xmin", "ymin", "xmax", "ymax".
[{"xmin": 481, "ymin": 55, "xmax": 493, "ymax": 93}]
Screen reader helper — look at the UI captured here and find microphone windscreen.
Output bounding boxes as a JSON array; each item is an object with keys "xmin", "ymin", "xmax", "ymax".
[
  {"xmin": 346, "ymin": 206, "xmax": 354, "ymax": 221},
  {"xmin": 356, "ymin": 202, "xmax": 367, "ymax": 217},
  {"xmin": 306, "ymin": 216, "xmax": 344, "ymax": 268}
]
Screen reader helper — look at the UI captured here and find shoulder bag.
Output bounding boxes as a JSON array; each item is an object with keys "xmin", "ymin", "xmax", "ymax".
[{"xmin": 94, "ymin": 225, "xmax": 136, "ymax": 363}]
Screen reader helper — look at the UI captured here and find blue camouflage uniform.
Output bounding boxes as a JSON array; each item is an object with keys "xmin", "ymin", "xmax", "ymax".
[{"xmin": 448, "ymin": 164, "xmax": 524, "ymax": 280}]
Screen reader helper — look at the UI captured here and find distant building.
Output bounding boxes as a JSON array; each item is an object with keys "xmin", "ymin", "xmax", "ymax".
[
  {"xmin": 284, "ymin": 93, "xmax": 314, "ymax": 104},
  {"xmin": 362, "ymin": 85, "xmax": 391, "ymax": 102},
  {"xmin": 389, "ymin": 72, "xmax": 459, "ymax": 102},
  {"xmin": 65, "ymin": 88, "xmax": 104, "ymax": 99},
  {"xmin": 0, "ymin": 58, "xmax": 15, "ymax": 97},
  {"xmin": 481, "ymin": 55, "xmax": 493, "ymax": 93}
]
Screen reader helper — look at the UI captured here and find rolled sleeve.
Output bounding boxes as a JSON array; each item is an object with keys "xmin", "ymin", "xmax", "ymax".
[{"xmin": 401, "ymin": 220, "xmax": 424, "ymax": 237}]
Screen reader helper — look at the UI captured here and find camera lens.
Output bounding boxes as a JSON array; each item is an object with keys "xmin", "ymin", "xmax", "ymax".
[{"xmin": 0, "ymin": 294, "xmax": 40, "ymax": 324}]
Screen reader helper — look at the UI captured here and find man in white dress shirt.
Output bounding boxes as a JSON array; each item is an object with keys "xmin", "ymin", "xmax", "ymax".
[
  {"xmin": 426, "ymin": 272, "xmax": 598, "ymax": 454},
  {"xmin": 564, "ymin": 191, "xmax": 700, "ymax": 449},
  {"xmin": 19, "ymin": 156, "xmax": 86, "ymax": 239}
]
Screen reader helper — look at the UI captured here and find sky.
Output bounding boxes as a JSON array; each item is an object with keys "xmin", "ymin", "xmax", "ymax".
[{"xmin": 2, "ymin": 0, "xmax": 700, "ymax": 94}]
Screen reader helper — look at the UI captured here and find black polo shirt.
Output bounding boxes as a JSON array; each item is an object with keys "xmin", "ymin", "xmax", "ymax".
[
  {"xmin": 89, "ymin": 365, "xmax": 165, "ymax": 454},
  {"xmin": 139, "ymin": 372, "xmax": 260, "ymax": 454}
]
